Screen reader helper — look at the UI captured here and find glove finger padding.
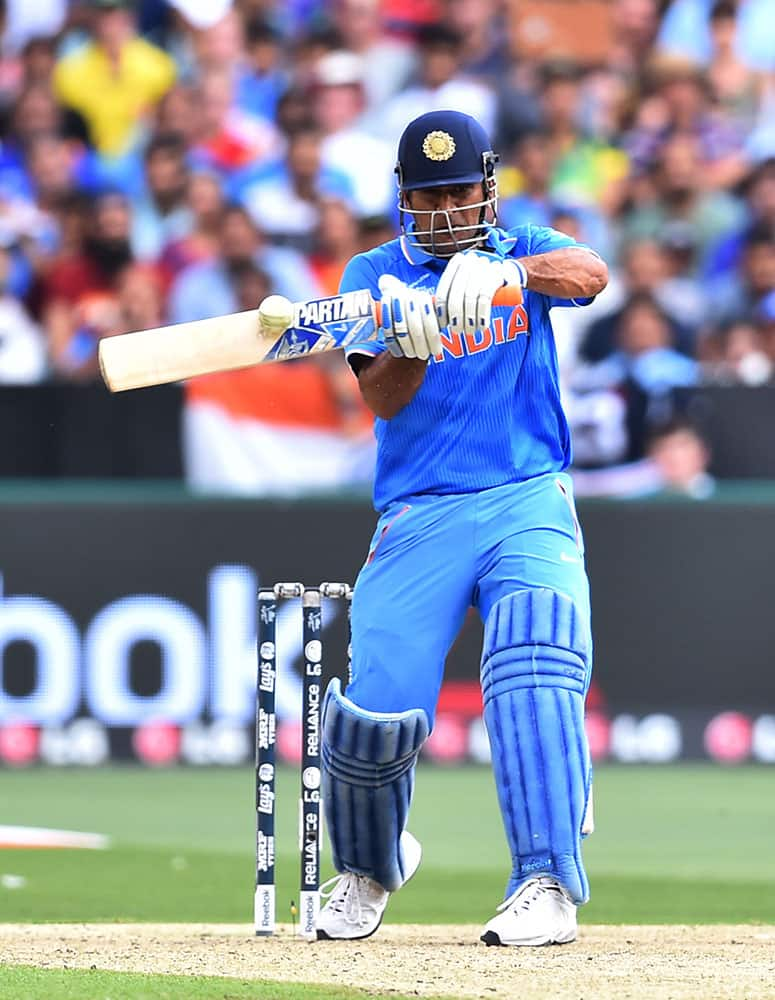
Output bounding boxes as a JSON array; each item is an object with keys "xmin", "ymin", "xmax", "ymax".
[
  {"xmin": 464, "ymin": 256, "xmax": 500, "ymax": 333},
  {"xmin": 442, "ymin": 254, "xmax": 469, "ymax": 337},
  {"xmin": 476, "ymin": 261, "xmax": 506, "ymax": 331},
  {"xmin": 437, "ymin": 250, "xmax": 525, "ymax": 337},
  {"xmin": 379, "ymin": 277, "xmax": 441, "ymax": 361},
  {"xmin": 420, "ymin": 291, "xmax": 442, "ymax": 357},
  {"xmin": 435, "ymin": 252, "xmax": 465, "ymax": 331},
  {"xmin": 379, "ymin": 275, "xmax": 412, "ymax": 359},
  {"xmin": 390, "ymin": 293, "xmax": 416, "ymax": 358},
  {"xmin": 409, "ymin": 290, "xmax": 441, "ymax": 358}
]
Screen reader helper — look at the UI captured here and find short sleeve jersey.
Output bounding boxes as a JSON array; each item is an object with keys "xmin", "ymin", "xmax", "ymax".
[{"xmin": 342, "ymin": 225, "xmax": 593, "ymax": 511}]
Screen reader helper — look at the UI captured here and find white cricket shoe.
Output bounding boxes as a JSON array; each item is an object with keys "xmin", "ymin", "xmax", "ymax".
[
  {"xmin": 480, "ymin": 876, "xmax": 577, "ymax": 947},
  {"xmin": 316, "ymin": 831, "xmax": 422, "ymax": 941}
]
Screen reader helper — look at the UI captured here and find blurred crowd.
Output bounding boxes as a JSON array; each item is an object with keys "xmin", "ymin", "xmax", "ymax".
[{"xmin": 1, "ymin": 0, "xmax": 775, "ymax": 496}]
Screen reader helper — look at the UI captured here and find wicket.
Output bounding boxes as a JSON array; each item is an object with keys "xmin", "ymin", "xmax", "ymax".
[{"xmin": 254, "ymin": 581, "xmax": 352, "ymax": 938}]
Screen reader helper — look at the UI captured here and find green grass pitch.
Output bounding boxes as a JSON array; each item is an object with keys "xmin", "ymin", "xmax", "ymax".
[
  {"xmin": 1, "ymin": 764, "xmax": 773, "ymax": 926},
  {"xmin": 1, "ymin": 765, "xmax": 773, "ymax": 999},
  {"xmin": 1, "ymin": 967, "xmax": 459, "ymax": 1000}
]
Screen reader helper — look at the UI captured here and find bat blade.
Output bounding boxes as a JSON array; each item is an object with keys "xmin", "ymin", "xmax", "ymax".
[
  {"xmin": 98, "ymin": 284, "xmax": 522, "ymax": 392},
  {"xmin": 98, "ymin": 290, "xmax": 380, "ymax": 392}
]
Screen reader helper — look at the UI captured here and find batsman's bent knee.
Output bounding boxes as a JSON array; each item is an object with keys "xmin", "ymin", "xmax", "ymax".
[{"xmin": 481, "ymin": 588, "xmax": 592, "ymax": 905}]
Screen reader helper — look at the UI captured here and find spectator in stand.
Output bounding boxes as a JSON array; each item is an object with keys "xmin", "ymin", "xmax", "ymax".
[
  {"xmin": 182, "ymin": 5, "xmax": 287, "ymax": 123},
  {"xmin": 309, "ymin": 197, "xmax": 362, "ymax": 295},
  {"xmin": 657, "ymin": 0, "xmax": 775, "ymax": 74},
  {"xmin": 47, "ymin": 258, "xmax": 167, "ymax": 382},
  {"xmin": 578, "ymin": 238, "xmax": 703, "ymax": 364},
  {"xmin": 536, "ymin": 62, "xmax": 629, "ymax": 212},
  {"xmin": 285, "ymin": 25, "xmax": 344, "ymax": 94},
  {"xmin": 130, "ymin": 132, "xmax": 192, "ymax": 260},
  {"xmin": 706, "ymin": 1, "xmax": 766, "ymax": 129},
  {"xmin": 237, "ymin": 17, "xmax": 289, "ymax": 120},
  {"xmin": 704, "ymin": 157, "xmax": 775, "ymax": 280},
  {"xmin": 699, "ymin": 317, "xmax": 773, "ymax": 385},
  {"xmin": 380, "ymin": 24, "xmax": 496, "ymax": 148},
  {"xmin": 113, "ymin": 261, "xmax": 166, "ymax": 334},
  {"xmin": 189, "ymin": 67, "xmax": 283, "ymax": 176},
  {"xmin": 709, "ymin": 222, "xmax": 775, "ymax": 323},
  {"xmin": 16, "ymin": 133, "xmax": 75, "ymax": 270},
  {"xmin": 0, "ymin": 243, "xmax": 48, "ymax": 382},
  {"xmin": 622, "ymin": 131, "xmax": 746, "ymax": 273},
  {"xmin": 497, "ymin": 130, "xmax": 612, "ymax": 256},
  {"xmin": 34, "ymin": 190, "xmax": 90, "ymax": 271},
  {"xmin": 310, "ymin": 50, "xmax": 395, "ymax": 219},
  {"xmin": 609, "ymin": 0, "xmax": 661, "ymax": 76},
  {"xmin": 553, "ymin": 231, "xmax": 705, "ymax": 400},
  {"xmin": 232, "ymin": 122, "xmax": 353, "ymax": 251},
  {"xmin": 53, "ymin": 0, "xmax": 176, "ymax": 156},
  {"xmin": 153, "ymin": 83, "xmax": 197, "ymax": 145},
  {"xmin": 625, "ymin": 54, "xmax": 748, "ymax": 190},
  {"xmin": 168, "ymin": 203, "xmax": 321, "ymax": 324},
  {"xmin": 576, "ymin": 65, "xmax": 633, "ymax": 150},
  {"xmin": 326, "ymin": 0, "xmax": 417, "ymax": 110},
  {"xmin": 272, "ymin": 85, "xmax": 313, "ymax": 140},
  {"xmin": 593, "ymin": 292, "xmax": 699, "ymax": 388},
  {"xmin": 41, "ymin": 190, "xmax": 136, "ymax": 378},
  {"xmin": 497, "ymin": 131, "xmax": 558, "ymax": 229},
  {"xmin": 644, "ymin": 417, "xmax": 715, "ymax": 498},
  {"xmin": 572, "ymin": 417, "xmax": 715, "ymax": 498},
  {"xmin": 25, "ymin": 133, "xmax": 76, "ymax": 213},
  {"xmin": 492, "ymin": 61, "xmax": 545, "ymax": 151},
  {"xmin": 185, "ymin": 7, "xmax": 245, "ymax": 79},
  {"xmin": 159, "ymin": 167, "xmax": 224, "ymax": 279},
  {"xmin": 15, "ymin": 35, "xmax": 59, "ymax": 93},
  {"xmin": 572, "ymin": 292, "xmax": 699, "ymax": 459},
  {"xmin": 7, "ymin": 83, "xmax": 90, "ymax": 157},
  {"xmin": 443, "ymin": 0, "xmax": 511, "ymax": 84},
  {"xmin": 232, "ymin": 260, "xmax": 273, "ymax": 316}
]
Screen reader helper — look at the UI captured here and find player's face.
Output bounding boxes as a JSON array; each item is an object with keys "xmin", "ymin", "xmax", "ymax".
[{"xmin": 405, "ymin": 182, "xmax": 487, "ymax": 257}]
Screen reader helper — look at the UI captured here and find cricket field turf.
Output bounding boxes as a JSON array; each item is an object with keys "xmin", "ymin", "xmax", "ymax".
[{"xmin": 1, "ymin": 765, "xmax": 773, "ymax": 999}]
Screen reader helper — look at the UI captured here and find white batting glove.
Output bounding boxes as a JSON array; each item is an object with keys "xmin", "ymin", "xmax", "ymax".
[
  {"xmin": 435, "ymin": 251, "xmax": 527, "ymax": 337},
  {"xmin": 378, "ymin": 275, "xmax": 442, "ymax": 361}
]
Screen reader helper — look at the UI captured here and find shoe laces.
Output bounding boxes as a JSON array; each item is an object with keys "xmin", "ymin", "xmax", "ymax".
[
  {"xmin": 320, "ymin": 871, "xmax": 375, "ymax": 926},
  {"xmin": 497, "ymin": 876, "xmax": 570, "ymax": 914}
]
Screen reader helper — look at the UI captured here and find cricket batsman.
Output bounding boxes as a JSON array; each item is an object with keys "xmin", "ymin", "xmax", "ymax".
[{"xmin": 316, "ymin": 110, "xmax": 608, "ymax": 946}]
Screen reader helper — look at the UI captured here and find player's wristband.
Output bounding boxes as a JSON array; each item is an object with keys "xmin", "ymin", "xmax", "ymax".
[
  {"xmin": 512, "ymin": 260, "xmax": 528, "ymax": 289},
  {"xmin": 504, "ymin": 259, "xmax": 528, "ymax": 290}
]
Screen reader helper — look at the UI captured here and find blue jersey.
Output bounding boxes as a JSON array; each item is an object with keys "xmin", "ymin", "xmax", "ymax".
[{"xmin": 342, "ymin": 224, "xmax": 592, "ymax": 512}]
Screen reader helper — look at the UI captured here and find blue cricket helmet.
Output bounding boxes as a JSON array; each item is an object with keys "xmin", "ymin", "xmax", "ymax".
[
  {"xmin": 395, "ymin": 110, "xmax": 499, "ymax": 256},
  {"xmin": 395, "ymin": 110, "xmax": 498, "ymax": 191}
]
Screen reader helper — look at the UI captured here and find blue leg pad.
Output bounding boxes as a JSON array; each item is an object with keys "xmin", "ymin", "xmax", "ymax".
[
  {"xmin": 481, "ymin": 588, "xmax": 592, "ymax": 904},
  {"xmin": 321, "ymin": 678, "xmax": 429, "ymax": 891}
]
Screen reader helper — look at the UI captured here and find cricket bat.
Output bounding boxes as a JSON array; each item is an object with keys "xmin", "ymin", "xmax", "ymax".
[{"xmin": 98, "ymin": 285, "xmax": 523, "ymax": 393}]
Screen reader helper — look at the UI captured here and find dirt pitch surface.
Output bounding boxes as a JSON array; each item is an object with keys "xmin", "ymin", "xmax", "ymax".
[{"xmin": 2, "ymin": 923, "xmax": 774, "ymax": 999}]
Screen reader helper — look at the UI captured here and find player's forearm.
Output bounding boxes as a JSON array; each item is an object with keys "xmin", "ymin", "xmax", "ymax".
[
  {"xmin": 517, "ymin": 249, "xmax": 608, "ymax": 300},
  {"xmin": 356, "ymin": 353, "xmax": 428, "ymax": 420}
]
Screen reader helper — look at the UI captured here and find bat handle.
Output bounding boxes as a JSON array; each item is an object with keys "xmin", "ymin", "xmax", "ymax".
[
  {"xmin": 492, "ymin": 284, "xmax": 524, "ymax": 307},
  {"xmin": 373, "ymin": 282, "xmax": 522, "ymax": 326}
]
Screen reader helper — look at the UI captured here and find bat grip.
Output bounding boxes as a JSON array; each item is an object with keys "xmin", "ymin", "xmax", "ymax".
[{"xmin": 373, "ymin": 282, "xmax": 522, "ymax": 326}]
